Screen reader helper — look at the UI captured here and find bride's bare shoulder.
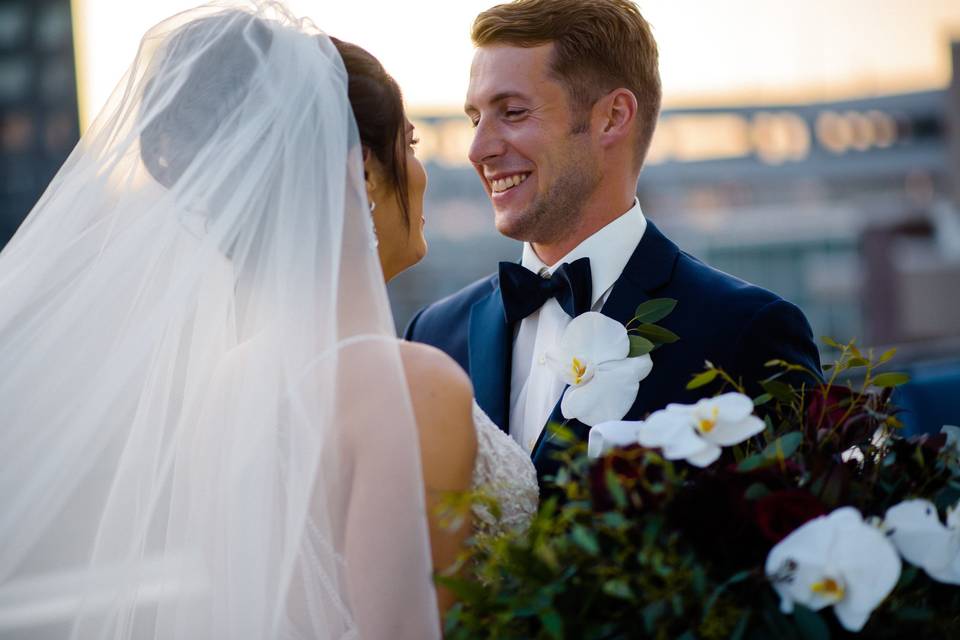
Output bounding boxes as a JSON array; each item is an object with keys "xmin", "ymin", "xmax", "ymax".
[
  {"xmin": 398, "ymin": 341, "xmax": 475, "ymax": 454},
  {"xmin": 398, "ymin": 341, "xmax": 472, "ymax": 399}
]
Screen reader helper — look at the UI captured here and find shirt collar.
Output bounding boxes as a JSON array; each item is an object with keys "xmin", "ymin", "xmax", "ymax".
[{"xmin": 520, "ymin": 199, "xmax": 647, "ymax": 307}]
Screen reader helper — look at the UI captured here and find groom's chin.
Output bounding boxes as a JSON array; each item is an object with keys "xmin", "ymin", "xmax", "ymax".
[{"xmin": 493, "ymin": 209, "xmax": 531, "ymax": 242}]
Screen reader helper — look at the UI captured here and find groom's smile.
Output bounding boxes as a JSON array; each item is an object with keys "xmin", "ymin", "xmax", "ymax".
[{"xmin": 465, "ymin": 43, "xmax": 597, "ymax": 249}]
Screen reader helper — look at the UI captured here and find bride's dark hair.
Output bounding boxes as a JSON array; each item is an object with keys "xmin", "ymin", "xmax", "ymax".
[
  {"xmin": 140, "ymin": 12, "xmax": 273, "ymax": 189},
  {"xmin": 138, "ymin": 13, "xmax": 411, "ymax": 227},
  {"xmin": 330, "ymin": 37, "xmax": 412, "ymax": 228}
]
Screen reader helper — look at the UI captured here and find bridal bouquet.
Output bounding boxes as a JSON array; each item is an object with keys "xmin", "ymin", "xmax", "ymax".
[{"xmin": 440, "ymin": 340, "xmax": 960, "ymax": 639}]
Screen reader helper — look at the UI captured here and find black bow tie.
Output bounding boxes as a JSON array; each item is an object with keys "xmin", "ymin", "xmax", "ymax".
[{"xmin": 498, "ymin": 257, "xmax": 593, "ymax": 325}]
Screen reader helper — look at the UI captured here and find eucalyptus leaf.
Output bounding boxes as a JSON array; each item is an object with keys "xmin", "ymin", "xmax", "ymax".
[
  {"xmin": 730, "ymin": 612, "xmax": 750, "ymax": 640},
  {"xmin": 765, "ymin": 431, "xmax": 803, "ymax": 460},
  {"xmin": 572, "ymin": 525, "xmax": 600, "ymax": 555},
  {"xmin": 633, "ymin": 298, "xmax": 678, "ymax": 324},
  {"xmin": 605, "ymin": 469, "xmax": 628, "ymax": 509},
  {"xmin": 847, "ymin": 357, "xmax": 869, "ymax": 367},
  {"xmin": 744, "ymin": 482, "xmax": 771, "ymax": 500},
  {"xmin": 879, "ymin": 348, "xmax": 897, "ymax": 364},
  {"xmin": 737, "ymin": 452, "xmax": 772, "ymax": 472},
  {"xmin": 687, "ymin": 369, "xmax": 718, "ymax": 390},
  {"xmin": 761, "ymin": 380, "xmax": 795, "ymax": 403},
  {"xmin": 628, "ymin": 334, "xmax": 655, "ymax": 357},
  {"xmin": 540, "ymin": 610, "xmax": 563, "ymax": 640},
  {"xmin": 602, "ymin": 579, "xmax": 634, "ymax": 600},
  {"xmin": 633, "ymin": 323, "xmax": 680, "ymax": 345},
  {"xmin": 753, "ymin": 393, "xmax": 773, "ymax": 407},
  {"xmin": 547, "ymin": 422, "xmax": 577, "ymax": 444},
  {"xmin": 643, "ymin": 601, "xmax": 666, "ymax": 632},
  {"xmin": 872, "ymin": 372, "xmax": 910, "ymax": 387},
  {"xmin": 821, "ymin": 336, "xmax": 841, "ymax": 348}
]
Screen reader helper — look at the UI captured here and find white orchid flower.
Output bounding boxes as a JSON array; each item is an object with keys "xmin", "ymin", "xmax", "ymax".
[
  {"xmin": 635, "ymin": 393, "xmax": 765, "ymax": 467},
  {"xmin": 765, "ymin": 507, "xmax": 901, "ymax": 633},
  {"xmin": 545, "ymin": 312, "xmax": 653, "ymax": 426},
  {"xmin": 587, "ymin": 420, "xmax": 640, "ymax": 458},
  {"xmin": 884, "ymin": 498, "xmax": 960, "ymax": 585}
]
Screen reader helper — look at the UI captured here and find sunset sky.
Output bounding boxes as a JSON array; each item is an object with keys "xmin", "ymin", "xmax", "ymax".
[{"xmin": 73, "ymin": 0, "xmax": 960, "ymax": 128}]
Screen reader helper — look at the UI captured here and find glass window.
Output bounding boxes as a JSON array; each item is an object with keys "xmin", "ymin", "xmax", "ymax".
[
  {"xmin": 0, "ymin": 56, "xmax": 32, "ymax": 102},
  {"xmin": 40, "ymin": 57, "xmax": 74, "ymax": 103},
  {"xmin": 35, "ymin": 3, "xmax": 73, "ymax": 52},
  {"xmin": 44, "ymin": 110, "xmax": 76, "ymax": 153},
  {"xmin": 0, "ymin": 5, "xmax": 29, "ymax": 49},
  {"xmin": 1, "ymin": 112, "xmax": 35, "ymax": 153}
]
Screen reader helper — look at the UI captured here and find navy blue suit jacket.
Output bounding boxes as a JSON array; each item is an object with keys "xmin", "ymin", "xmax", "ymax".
[{"xmin": 404, "ymin": 221, "xmax": 822, "ymax": 487}]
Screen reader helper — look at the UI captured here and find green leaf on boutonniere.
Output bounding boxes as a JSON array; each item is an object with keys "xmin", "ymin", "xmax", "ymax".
[
  {"xmin": 628, "ymin": 335, "xmax": 655, "ymax": 356},
  {"xmin": 633, "ymin": 324, "xmax": 680, "ymax": 345},
  {"xmin": 633, "ymin": 298, "xmax": 677, "ymax": 324},
  {"xmin": 687, "ymin": 369, "xmax": 718, "ymax": 390}
]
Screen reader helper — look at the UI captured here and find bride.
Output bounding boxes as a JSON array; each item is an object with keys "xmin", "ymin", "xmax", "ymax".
[{"xmin": 0, "ymin": 2, "xmax": 536, "ymax": 639}]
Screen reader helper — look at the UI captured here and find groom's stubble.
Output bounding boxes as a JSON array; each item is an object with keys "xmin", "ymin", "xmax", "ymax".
[{"xmin": 506, "ymin": 128, "xmax": 602, "ymax": 249}]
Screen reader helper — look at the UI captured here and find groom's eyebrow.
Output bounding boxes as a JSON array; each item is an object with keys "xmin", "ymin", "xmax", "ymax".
[{"xmin": 464, "ymin": 91, "xmax": 532, "ymax": 114}]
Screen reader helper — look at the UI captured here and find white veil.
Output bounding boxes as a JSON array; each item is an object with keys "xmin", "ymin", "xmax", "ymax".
[{"xmin": 0, "ymin": 2, "xmax": 440, "ymax": 638}]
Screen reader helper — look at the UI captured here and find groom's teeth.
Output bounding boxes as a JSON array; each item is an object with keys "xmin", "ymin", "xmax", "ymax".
[{"xmin": 491, "ymin": 173, "xmax": 529, "ymax": 193}]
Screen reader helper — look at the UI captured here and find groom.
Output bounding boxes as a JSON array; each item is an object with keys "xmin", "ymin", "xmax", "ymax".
[{"xmin": 405, "ymin": 0, "xmax": 821, "ymax": 486}]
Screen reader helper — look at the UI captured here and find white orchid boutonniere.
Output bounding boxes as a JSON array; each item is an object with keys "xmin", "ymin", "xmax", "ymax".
[
  {"xmin": 546, "ymin": 312, "xmax": 652, "ymax": 426},
  {"xmin": 765, "ymin": 506, "xmax": 901, "ymax": 633},
  {"xmin": 546, "ymin": 299, "xmax": 678, "ymax": 427}
]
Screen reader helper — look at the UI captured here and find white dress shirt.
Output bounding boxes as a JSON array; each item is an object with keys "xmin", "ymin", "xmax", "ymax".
[{"xmin": 509, "ymin": 199, "xmax": 648, "ymax": 452}]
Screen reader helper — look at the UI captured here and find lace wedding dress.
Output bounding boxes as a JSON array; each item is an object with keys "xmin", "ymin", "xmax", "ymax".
[{"xmin": 471, "ymin": 402, "xmax": 540, "ymax": 535}]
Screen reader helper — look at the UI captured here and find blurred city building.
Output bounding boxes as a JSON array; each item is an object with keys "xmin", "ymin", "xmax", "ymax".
[
  {"xmin": 0, "ymin": 6, "xmax": 954, "ymax": 431},
  {"xmin": 391, "ymin": 44, "xmax": 960, "ymax": 344},
  {"xmin": 0, "ymin": 0, "xmax": 79, "ymax": 246},
  {"xmin": 392, "ymin": 41, "xmax": 960, "ymax": 432}
]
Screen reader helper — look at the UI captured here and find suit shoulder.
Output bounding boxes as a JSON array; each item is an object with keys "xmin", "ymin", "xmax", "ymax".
[
  {"xmin": 408, "ymin": 273, "xmax": 498, "ymax": 330},
  {"xmin": 673, "ymin": 250, "xmax": 783, "ymax": 311}
]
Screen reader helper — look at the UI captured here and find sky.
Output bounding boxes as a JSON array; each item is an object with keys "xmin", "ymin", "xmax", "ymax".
[{"xmin": 73, "ymin": 0, "xmax": 960, "ymax": 128}]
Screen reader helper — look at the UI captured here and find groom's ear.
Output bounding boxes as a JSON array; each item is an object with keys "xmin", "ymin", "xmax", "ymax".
[{"xmin": 595, "ymin": 88, "xmax": 638, "ymax": 149}]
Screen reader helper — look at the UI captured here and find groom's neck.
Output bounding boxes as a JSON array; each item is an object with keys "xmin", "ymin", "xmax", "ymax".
[{"xmin": 531, "ymin": 189, "xmax": 636, "ymax": 266}]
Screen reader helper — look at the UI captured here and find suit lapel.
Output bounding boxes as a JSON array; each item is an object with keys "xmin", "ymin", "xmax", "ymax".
[
  {"xmin": 600, "ymin": 220, "xmax": 679, "ymax": 326},
  {"xmin": 468, "ymin": 281, "xmax": 513, "ymax": 433},
  {"xmin": 532, "ymin": 221, "xmax": 681, "ymax": 476}
]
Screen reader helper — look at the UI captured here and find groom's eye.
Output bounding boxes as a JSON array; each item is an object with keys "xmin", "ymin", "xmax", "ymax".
[{"xmin": 504, "ymin": 109, "xmax": 527, "ymax": 119}]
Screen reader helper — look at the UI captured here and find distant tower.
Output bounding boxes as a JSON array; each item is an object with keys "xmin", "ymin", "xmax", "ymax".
[{"xmin": 0, "ymin": 0, "xmax": 80, "ymax": 248}]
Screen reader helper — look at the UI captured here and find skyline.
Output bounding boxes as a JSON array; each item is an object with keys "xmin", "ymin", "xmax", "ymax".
[{"xmin": 73, "ymin": 0, "xmax": 960, "ymax": 129}]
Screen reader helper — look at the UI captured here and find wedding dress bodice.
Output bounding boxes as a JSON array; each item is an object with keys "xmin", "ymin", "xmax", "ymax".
[{"xmin": 471, "ymin": 402, "xmax": 539, "ymax": 535}]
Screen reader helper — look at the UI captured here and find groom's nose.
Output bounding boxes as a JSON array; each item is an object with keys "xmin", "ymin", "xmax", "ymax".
[{"xmin": 468, "ymin": 118, "xmax": 507, "ymax": 166}]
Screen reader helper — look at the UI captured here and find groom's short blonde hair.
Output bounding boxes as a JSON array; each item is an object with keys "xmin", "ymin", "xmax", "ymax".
[{"xmin": 472, "ymin": 0, "xmax": 661, "ymax": 168}]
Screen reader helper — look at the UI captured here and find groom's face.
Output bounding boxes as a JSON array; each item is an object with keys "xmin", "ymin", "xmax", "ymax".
[{"xmin": 465, "ymin": 44, "xmax": 599, "ymax": 245}]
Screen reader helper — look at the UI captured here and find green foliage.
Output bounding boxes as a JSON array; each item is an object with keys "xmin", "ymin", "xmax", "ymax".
[{"xmin": 441, "ymin": 341, "xmax": 960, "ymax": 639}]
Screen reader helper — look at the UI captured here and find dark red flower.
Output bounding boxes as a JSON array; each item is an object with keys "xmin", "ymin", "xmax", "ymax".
[
  {"xmin": 805, "ymin": 385, "xmax": 877, "ymax": 451},
  {"xmin": 753, "ymin": 490, "xmax": 827, "ymax": 543},
  {"xmin": 667, "ymin": 465, "xmax": 799, "ymax": 572},
  {"xmin": 588, "ymin": 444, "xmax": 668, "ymax": 513}
]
